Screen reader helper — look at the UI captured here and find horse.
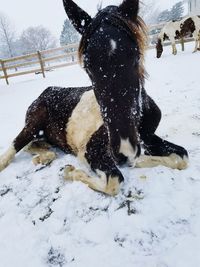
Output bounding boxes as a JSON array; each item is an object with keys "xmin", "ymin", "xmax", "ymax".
[
  {"xmin": 180, "ymin": 15, "xmax": 200, "ymax": 52},
  {"xmin": 156, "ymin": 15, "xmax": 200, "ymax": 58},
  {"xmin": 0, "ymin": 0, "xmax": 188, "ymax": 195},
  {"xmin": 156, "ymin": 19, "xmax": 185, "ymax": 58}
]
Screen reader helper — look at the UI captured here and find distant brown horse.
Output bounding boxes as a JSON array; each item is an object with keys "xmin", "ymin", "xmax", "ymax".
[{"xmin": 0, "ymin": 0, "xmax": 188, "ymax": 195}]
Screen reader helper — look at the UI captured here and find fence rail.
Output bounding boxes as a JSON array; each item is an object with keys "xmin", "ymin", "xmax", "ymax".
[{"xmin": 0, "ymin": 43, "xmax": 79, "ymax": 85}]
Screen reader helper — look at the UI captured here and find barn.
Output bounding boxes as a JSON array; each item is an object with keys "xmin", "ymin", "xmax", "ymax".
[{"xmin": 188, "ymin": 0, "xmax": 200, "ymax": 15}]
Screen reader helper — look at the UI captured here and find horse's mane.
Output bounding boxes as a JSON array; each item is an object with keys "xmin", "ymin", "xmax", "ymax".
[{"xmin": 78, "ymin": 9, "xmax": 148, "ymax": 85}]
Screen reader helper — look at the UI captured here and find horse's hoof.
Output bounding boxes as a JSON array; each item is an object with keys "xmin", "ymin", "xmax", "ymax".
[
  {"xmin": 32, "ymin": 151, "xmax": 56, "ymax": 166},
  {"xmin": 63, "ymin": 165, "xmax": 75, "ymax": 180}
]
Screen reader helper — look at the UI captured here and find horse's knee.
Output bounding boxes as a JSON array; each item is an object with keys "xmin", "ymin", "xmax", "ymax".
[
  {"xmin": 32, "ymin": 151, "xmax": 56, "ymax": 165},
  {"xmin": 24, "ymin": 140, "xmax": 56, "ymax": 166}
]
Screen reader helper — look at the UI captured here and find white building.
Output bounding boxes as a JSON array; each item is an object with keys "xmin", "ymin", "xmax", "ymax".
[{"xmin": 188, "ymin": 0, "xmax": 200, "ymax": 15}]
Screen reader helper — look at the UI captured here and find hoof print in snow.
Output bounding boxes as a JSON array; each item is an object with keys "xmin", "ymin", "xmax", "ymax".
[
  {"xmin": 117, "ymin": 199, "xmax": 137, "ymax": 216},
  {"xmin": 39, "ymin": 207, "xmax": 53, "ymax": 222},
  {"xmin": 114, "ymin": 235, "xmax": 126, "ymax": 247},
  {"xmin": 47, "ymin": 248, "xmax": 66, "ymax": 267},
  {"xmin": 0, "ymin": 187, "xmax": 12, "ymax": 197},
  {"xmin": 192, "ymin": 132, "xmax": 200, "ymax": 137}
]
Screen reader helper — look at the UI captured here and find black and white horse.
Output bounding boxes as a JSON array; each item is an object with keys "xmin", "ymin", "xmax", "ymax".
[
  {"xmin": 0, "ymin": 0, "xmax": 188, "ymax": 195},
  {"xmin": 180, "ymin": 15, "xmax": 200, "ymax": 52},
  {"xmin": 156, "ymin": 15, "xmax": 200, "ymax": 58},
  {"xmin": 156, "ymin": 19, "xmax": 184, "ymax": 58}
]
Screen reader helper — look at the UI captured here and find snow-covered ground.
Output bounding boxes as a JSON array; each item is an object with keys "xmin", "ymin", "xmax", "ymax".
[{"xmin": 0, "ymin": 43, "xmax": 200, "ymax": 267}]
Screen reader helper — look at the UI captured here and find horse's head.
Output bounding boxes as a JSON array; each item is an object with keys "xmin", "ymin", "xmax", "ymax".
[
  {"xmin": 156, "ymin": 38, "xmax": 163, "ymax": 58},
  {"xmin": 62, "ymin": 0, "xmax": 140, "ymax": 35},
  {"xmin": 180, "ymin": 17, "xmax": 196, "ymax": 37}
]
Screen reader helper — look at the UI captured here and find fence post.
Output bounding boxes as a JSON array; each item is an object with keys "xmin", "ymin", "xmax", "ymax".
[
  {"xmin": 37, "ymin": 51, "xmax": 45, "ymax": 78},
  {"xmin": 0, "ymin": 60, "xmax": 9, "ymax": 85},
  {"xmin": 180, "ymin": 37, "xmax": 184, "ymax": 51}
]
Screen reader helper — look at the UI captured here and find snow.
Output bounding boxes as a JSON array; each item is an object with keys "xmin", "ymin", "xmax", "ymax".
[{"xmin": 0, "ymin": 42, "xmax": 200, "ymax": 267}]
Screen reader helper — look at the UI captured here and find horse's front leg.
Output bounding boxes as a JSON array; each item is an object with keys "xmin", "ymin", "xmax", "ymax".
[
  {"xmin": 139, "ymin": 93, "xmax": 188, "ymax": 170},
  {"xmin": 180, "ymin": 37, "xmax": 184, "ymax": 51},
  {"xmin": 192, "ymin": 30, "xmax": 200, "ymax": 53},
  {"xmin": 198, "ymin": 32, "xmax": 200, "ymax": 50},
  {"xmin": 64, "ymin": 126, "xmax": 124, "ymax": 196},
  {"xmin": 172, "ymin": 43, "xmax": 177, "ymax": 55}
]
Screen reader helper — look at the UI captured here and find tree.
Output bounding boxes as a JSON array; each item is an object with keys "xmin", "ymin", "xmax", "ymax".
[
  {"xmin": 139, "ymin": 1, "xmax": 160, "ymax": 24},
  {"xmin": 170, "ymin": 1, "xmax": 184, "ymax": 21},
  {"xmin": 156, "ymin": 1, "xmax": 184, "ymax": 23},
  {"xmin": 0, "ymin": 13, "xmax": 16, "ymax": 58},
  {"xmin": 60, "ymin": 19, "xmax": 80, "ymax": 46},
  {"xmin": 157, "ymin": 9, "xmax": 172, "ymax": 23},
  {"xmin": 19, "ymin": 25, "xmax": 57, "ymax": 54}
]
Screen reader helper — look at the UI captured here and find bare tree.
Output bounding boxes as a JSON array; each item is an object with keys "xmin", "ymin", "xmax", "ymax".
[
  {"xmin": 0, "ymin": 13, "xmax": 16, "ymax": 58},
  {"xmin": 140, "ymin": 1, "xmax": 160, "ymax": 25},
  {"xmin": 19, "ymin": 25, "xmax": 57, "ymax": 54}
]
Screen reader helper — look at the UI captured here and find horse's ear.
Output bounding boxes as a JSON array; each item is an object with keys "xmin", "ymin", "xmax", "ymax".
[
  {"xmin": 62, "ymin": 0, "xmax": 92, "ymax": 35},
  {"xmin": 118, "ymin": 0, "xmax": 139, "ymax": 21}
]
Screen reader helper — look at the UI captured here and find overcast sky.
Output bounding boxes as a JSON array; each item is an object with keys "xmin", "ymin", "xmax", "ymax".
[{"xmin": 0, "ymin": 0, "xmax": 182, "ymax": 39}]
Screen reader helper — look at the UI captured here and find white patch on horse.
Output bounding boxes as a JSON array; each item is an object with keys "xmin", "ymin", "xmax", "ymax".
[
  {"xmin": 0, "ymin": 144, "xmax": 16, "ymax": 171},
  {"xmin": 136, "ymin": 153, "xmax": 188, "ymax": 170},
  {"xmin": 66, "ymin": 90, "xmax": 103, "ymax": 162},
  {"xmin": 109, "ymin": 39, "xmax": 117, "ymax": 56},
  {"xmin": 158, "ymin": 20, "xmax": 182, "ymax": 55},
  {"xmin": 119, "ymin": 138, "xmax": 138, "ymax": 166}
]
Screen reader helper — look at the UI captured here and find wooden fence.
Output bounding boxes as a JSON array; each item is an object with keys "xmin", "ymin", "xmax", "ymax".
[
  {"xmin": 0, "ymin": 43, "xmax": 79, "ymax": 85},
  {"xmin": 0, "ymin": 33, "xmax": 196, "ymax": 85}
]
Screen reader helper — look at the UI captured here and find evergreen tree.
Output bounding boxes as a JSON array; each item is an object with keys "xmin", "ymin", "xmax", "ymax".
[
  {"xmin": 157, "ymin": 9, "xmax": 171, "ymax": 23},
  {"xmin": 170, "ymin": 1, "xmax": 184, "ymax": 21},
  {"xmin": 60, "ymin": 19, "xmax": 80, "ymax": 46}
]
